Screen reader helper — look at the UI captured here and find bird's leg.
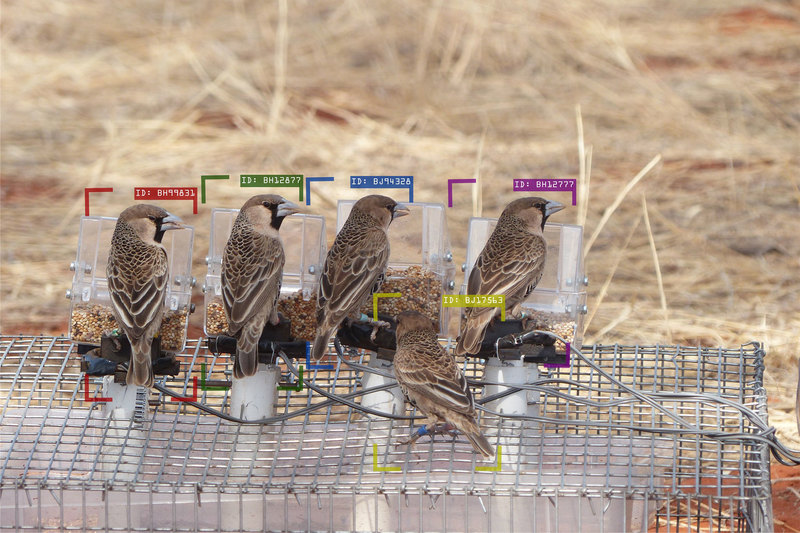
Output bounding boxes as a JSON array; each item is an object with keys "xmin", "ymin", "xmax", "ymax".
[
  {"xmin": 509, "ymin": 304, "xmax": 534, "ymax": 331},
  {"xmin": 442, "ymin": 423, "xmax": 460, "ymax": 440},
  {"xmin": 343, "ymin": 309, "xmax": 365, "ymax": 329},
  {"xmin": 396, "ymin": 423, "xmax": 460, "ymax": 449},
  {"xmin": 369, "ymin": 320, "xmax": 391, "ymax": 342},
  {"xmin": 351, "ymin": 313, "xmax": 391, "ymax": 342},
  {"xmin": 396, "ymin": 423, "xmax": 435, "ymax": 448},
  {"xmin": 426, "ymin": 423, "xmax": 459, "ymax": 441},
  {"xmin": 103, "ymin": 329, "xmax": 123, "ymax": 352}
]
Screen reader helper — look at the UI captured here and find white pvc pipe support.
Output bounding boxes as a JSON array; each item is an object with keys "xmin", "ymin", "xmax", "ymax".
[
  {"xmin": 101, "ymin": 375, "xmax": 144, "ymax": 420},
  {"xmin": 359, "ymin": 354, "xmax": 406, "ymax": 473},
  {"xmin": 360, "ymin": 355, "xmax": 405, "ymax": 418},
  {"xmin": 483, "ymin": 357, "xmax": 540, "ymax": 468},
  {"xmin": 230, "ymin": 363, "xmax": 280, "ymax": 421},
  {"xmin": 483, "ymin": 358, "xmax": 538, "ymax": 417},
  {"xmin": 100, "ymin": 376, "xmax": 146, "ymax": 481}
]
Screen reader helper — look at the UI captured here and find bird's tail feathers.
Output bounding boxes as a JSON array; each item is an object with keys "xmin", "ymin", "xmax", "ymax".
[
  {"xmin": 455, "ymin": 313, "xmax": 493, "ymax": 356},
  {"xmin": 466, "ymin": 431, "xmax": 495, "ymax": 459},
  {"xmin": 126, "ymin": 337, "xmax": 154, "ymax": 388},
  {"xmin": 311, "ymin": 327, "xmax": 334, "ymax": 361},
  {"xmin": 234, "ymin": 320, "xmax": 262, "ymax": 378},
  {"xmin": 452, "ymin": 413, "xmax": 495, "ymax": 459}
]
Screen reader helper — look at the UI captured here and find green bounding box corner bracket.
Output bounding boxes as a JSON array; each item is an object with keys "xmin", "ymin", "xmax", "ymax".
[
  {"xmin": 277, "ymin": 366, "xmax": 304, "ymax": 391},
  {"xmin": 201, "ymin": 363, "xmax": 230, "ymax": 391}
]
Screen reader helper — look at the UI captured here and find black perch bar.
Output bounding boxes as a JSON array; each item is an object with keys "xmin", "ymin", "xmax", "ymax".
[
  {"xmin": 206, "ymin": 315, "xmax": 309, "ymax": 362},
  {"xmin": 81, "ymin": 315, "xmax": 567, "ymax": 373},
  {"xmin": 333, "ymin": 316, "xmax": 568, "ymax": 365},
  {"xmin": 79, "ymin": 335, "xmax": 182, "ymax": 378}
]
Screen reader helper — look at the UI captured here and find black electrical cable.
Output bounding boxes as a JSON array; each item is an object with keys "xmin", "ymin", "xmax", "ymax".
[
  {"xmin": 158, "ymin": 334, "xmax": 800, "ymax": 466},
  {"xmin": 153, "ymin": 378, "xmax": 410, "ymax": 424}
]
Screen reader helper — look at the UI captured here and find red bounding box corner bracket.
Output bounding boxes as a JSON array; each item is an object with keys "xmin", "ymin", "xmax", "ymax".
[
  {"xmin": 83, "ymin": 374, "xmax": 112, "ymax": 402},
  {"xmin": 84, "ymin": 188, "xmax": 114, "ymax": 216},
  {"xmin": 170, "ymin": 376, "xmax": 198, "ymax": 402}
]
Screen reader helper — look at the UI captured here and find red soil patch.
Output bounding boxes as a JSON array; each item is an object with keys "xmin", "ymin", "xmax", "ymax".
[
  {"xmin": 772, "ymin": 462, "xmax": 800, "ymax": 532},
  {"xmin": 716, "ymin": 7, "xmax": 799, "ymax": 35}
]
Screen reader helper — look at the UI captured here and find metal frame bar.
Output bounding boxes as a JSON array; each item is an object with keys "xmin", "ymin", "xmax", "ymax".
[{"xmin": 0, "ymin": 335, "xmax": 774, "ymax": 532}]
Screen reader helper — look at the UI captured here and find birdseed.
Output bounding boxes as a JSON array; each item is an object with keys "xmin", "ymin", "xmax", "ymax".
[
  {"xmin": 70, "ymin": 303, "xmax": 188, "ymax": 351},
  {"xmin": 523, "ymin": 309, "xmax": 576, "ymax": 350},
  {"xmin": 159, "ymin": 310, "xmax": 188, "ymax": 351},
  {"xmin": 276, "ymin": 291, "xmax": 317, "ymax": 341},
  {"xmin": 205, "ymin": 292, "xmax": 318, "ymax": 341},
  {"xmin": 70, "ymin": 304, "xmax": 118, "ymax": 344},
  {"xmin": 205, "ymin": 299, "xmax": 228, "ymax": 336},
  {"xmin": 360, "ymin": 265, "xmax": 443, "ymax": 326}
]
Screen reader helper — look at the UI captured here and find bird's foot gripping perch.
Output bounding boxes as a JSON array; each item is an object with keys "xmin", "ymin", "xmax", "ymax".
[
  {"xmin": 103, "ymin": 329, "xmax": 123, "ymax": 352},
  {"xmin": 396, "ymin": 423, "xmax": 459, "ymax": 448},
  {"xmin": 368, "ymin": 320, "xmax": 391, "ymax": 342},
  {"xmin": 348, "ymin": 314, "xmax": 392, "ymax": 342}
]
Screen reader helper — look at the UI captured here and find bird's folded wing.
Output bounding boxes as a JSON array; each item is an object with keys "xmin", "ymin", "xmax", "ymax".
[
  {"xmin": 318, "ymin": 229, "xmax": 388, "ymax": 319},
  {"xmin": 397, "ymin": 362, "xmax": 474, "ymax": 415},
  {"xmin": 222, "ymin": 235, "xmax": 284, "ymax": 329},
  {"xmin": 108, "ymin": 250, "xmax": 168, "ymax": 337},
  {"xmin": 467, "ymin": 242, "xmax": 545, "ymax": 314}
]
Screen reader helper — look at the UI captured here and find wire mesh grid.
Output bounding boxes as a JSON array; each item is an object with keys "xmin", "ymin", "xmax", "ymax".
[{"xmin": 0, "ymin": 335, "xmax": 772, "ymax": 532}]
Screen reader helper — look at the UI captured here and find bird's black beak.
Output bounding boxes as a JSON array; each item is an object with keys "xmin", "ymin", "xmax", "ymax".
[
  {"xmin": 545, "ymin": 201, "xmax": 565, "ymax": 218},
  {"xmin": 277, "ymin": 200, "xmax": 301, "ymax": 218},
  {"xmin": 392, "ymin": 204, "xmax": 411, "ymax": 220},
  {"xmin": 160, "ymin": 213, "xmax": 184, "ymax": 231}
]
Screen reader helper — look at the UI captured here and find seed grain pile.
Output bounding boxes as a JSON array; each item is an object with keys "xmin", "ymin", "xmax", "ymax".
[
  {"xmin": 205, "ymin": 299, "xmax": 227, "ymax": 336},
  {"xmin": 70, "ymin": 304, "xmax": 117, "ymax": 344},
  {"xmin": 276, "ymin": 291, "xmax": 317, "ymax": 341},
  {"xmin": 359, "ymin": 266, "xmax": 442, "ymax": 326},
  {"xmin": 71, "ymin": 304, "xmax": 188, "ymax": 351},
  {"xmin": 524, "ymin": 309, "xmax": 576, "ymax": 350},
  {"xmin": 206, "ymin": 291, "xmax": 318, "ymax": 341}
]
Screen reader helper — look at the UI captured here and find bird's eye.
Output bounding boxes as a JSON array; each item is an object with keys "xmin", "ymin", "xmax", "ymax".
[
  {"xmin": 148, "ymin": 215, "xmax": 156, "ymax": 221},
  {"xmin": 263, "ymin": 202, "xmax": 272, "ymax": 208}
]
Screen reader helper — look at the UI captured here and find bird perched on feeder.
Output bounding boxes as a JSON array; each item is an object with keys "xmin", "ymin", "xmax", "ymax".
[
  {"xmin": 455, "ymin": 197, "xmax": 564, "ymax": 356},
  {"xmin": 222, "ymin": 194, "xmax": 300, "ymax": 378},
  {"xmin": 107, "ymin": 204, "xmax": 184, "ymax": 387},
  {"xmin": 312, "ymin": 194, "xmax": 409, "ymax": 361},
  {"xmin": 394, "ymin": 310, "xmax": 494, "ymax": 458}
]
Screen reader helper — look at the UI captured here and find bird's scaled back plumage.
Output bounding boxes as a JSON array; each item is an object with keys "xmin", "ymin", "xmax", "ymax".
[
  {"xmin": 455, "ymin": 197, "xmax": 564, "ymax": 356},
  {"xmin": 107, "ymin": 204, "xmax": 183, "ymax": 387},
  {"xmin": 221, "ymin": 194, "xmax": 299, "ymax": 378},
  {"xmin": 394, "ymin": 311, "xmax": 494, "ymax": 458},
  {"xmin": 311, "ymin": 195, "xmax": 409, "ymax": 361}
]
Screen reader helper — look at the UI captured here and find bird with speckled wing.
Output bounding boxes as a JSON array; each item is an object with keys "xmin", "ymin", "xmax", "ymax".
[
  {"xmin": 394, "ymin": 310, "xmax": 494, "ymax": 458},
  {"xmin": 221, "ymin": 194, "xmax": 300, "ymax": 378},
  {"xmin": 311, "ymin": 194, "xmax": 409, "ymax": 361},
  {"xmin": 107, "ymin": 204, "xmax": 184, "ymax": 387},
  {"xmin": 455, "ymin": 197, "xmax": 564, "ymax": 356}
]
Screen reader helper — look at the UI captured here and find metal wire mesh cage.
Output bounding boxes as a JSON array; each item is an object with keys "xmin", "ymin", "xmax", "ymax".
[{"xmin": 0, "ymin": 335, "xmax": 775, "ymax": 532}]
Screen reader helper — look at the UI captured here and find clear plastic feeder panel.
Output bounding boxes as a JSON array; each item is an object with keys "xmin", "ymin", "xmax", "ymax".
[
  {"xmin": 203, "ymin": 209, "xmax": 326, "ymax": 341},
  {"xmin": 462, "ymin": 220, "xmax": 586, "ymax": 348},
  {"xmin": 68, "ymin": 216, "xmax": 195, "ymax": 352},
  {"xmin": 336, "ymin": 200, "xmax": 456, "ymax": 336}
]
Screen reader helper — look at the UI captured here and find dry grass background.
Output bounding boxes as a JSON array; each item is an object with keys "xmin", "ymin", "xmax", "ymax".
[{"xmin": 1, "ymin": 0, "xmax": 798, "ymax": 457}]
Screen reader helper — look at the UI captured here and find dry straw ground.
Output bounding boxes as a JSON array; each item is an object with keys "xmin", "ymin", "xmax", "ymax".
[{"xmin": 1, "ymin": 0, "xmax": 798, "ymax": 493}]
